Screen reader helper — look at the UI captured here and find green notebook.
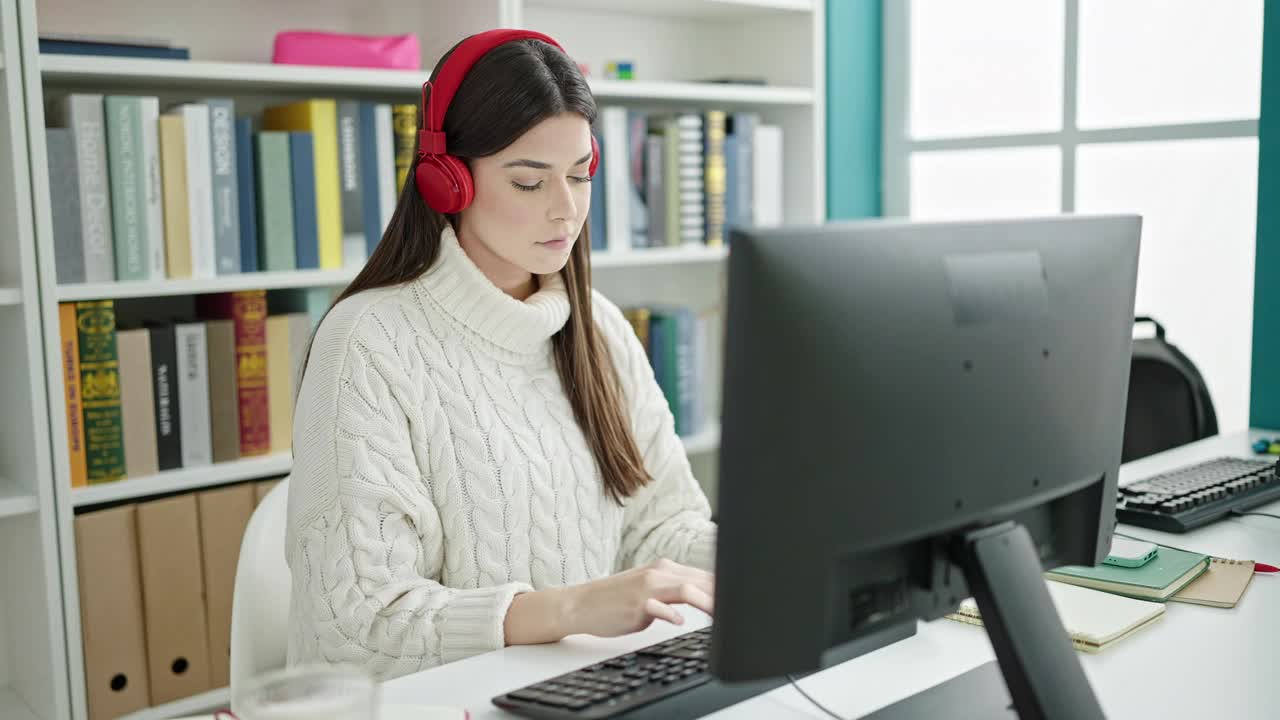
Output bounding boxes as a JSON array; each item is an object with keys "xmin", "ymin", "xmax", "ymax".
[{"xmin": 1046, "ymin": 545, "xmax": 1210, "ymax": 602}]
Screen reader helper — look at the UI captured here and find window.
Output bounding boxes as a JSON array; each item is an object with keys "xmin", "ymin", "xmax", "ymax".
[{"xmin": 884, "ymin": 0, "xmax": 1264, "ymax": 433}]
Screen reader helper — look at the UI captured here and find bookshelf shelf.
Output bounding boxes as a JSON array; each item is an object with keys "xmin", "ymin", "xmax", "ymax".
[
  {"xmin": 0, "ymin": 288, "xmax": 21, "ymax": 306},
  {"xmin": 0, "ymin": 688, "xmax": 40, "ymax": 720},
  {"xmin": 56, "ymin": 268, "xmax": 357, "ymax": 301},
  {"xmin": 594, "ymin": 245, "xmax": 728, "ymax": 269},
  {"xmin": 71, "ymin": 453, "xmax": 291, "ymax": 508},
  {"xmin": 681, "ymin": 423, "xmax": 721, "ymax": 455},
  {"xmin": 529, "ymin": 0, "xmax": 813, "ymax": 19},
  {"xmin": 41, "ymin": 54, "xmax": 813, "ymax": 106},
  {"xmin": 0, "ymin": 479, "xmax": 38, "ymax": 520},
  {"xmin": 117, "ymin": 686, "xmax": 229, "ymax": 720}
]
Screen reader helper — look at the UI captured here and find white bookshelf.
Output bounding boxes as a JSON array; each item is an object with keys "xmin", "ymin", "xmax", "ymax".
[
  {"xmin": 14, "ymin": 0, "xmax": 825, "ymax": 718},
  {"xmin": 0, "ymin": 688, "xmax": 41, "ymax": 720}
]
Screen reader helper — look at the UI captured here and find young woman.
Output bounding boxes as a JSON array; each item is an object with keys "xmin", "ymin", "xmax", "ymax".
[{"xmin": 285, "ymin": 29, "xmax": 718, "ymax": 681}]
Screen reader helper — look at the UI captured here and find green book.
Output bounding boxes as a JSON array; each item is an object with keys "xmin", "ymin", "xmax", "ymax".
[
  {"xmin": 1046, "ymin": 545, "xmax": 1210, "ymax": 602},
  {"xmin": 254, "ymin": 131, "xmax": 296, "ymax": 271},
  {"xmin": 105, "ymin": 96, "xmax": 148, "ymax": 281},
  {"xmin": 77, "ymin": 300, "xmax": 126, "ymax": 483}
]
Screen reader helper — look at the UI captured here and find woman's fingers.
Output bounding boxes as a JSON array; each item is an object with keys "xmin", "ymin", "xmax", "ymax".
[
  {"xmin": 643, "ymin": 597, "xmax": 685, "ymax": 626},
  {"xmin": 657, "ymin": 581, "xmax": 715, "ymax": 616}
]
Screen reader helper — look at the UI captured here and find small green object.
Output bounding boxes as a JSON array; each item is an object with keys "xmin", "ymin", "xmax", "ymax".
[{"xmin": 1268, "ymin": 442, "xmax": 1280, "ymax": 454}]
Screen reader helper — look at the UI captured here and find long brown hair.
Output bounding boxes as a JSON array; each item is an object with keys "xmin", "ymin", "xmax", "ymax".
[{"xmin": 316, "ymin": 36, "xmax": 651, "ymax": 502}]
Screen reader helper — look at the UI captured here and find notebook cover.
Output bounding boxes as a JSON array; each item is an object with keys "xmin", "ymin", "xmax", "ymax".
[
  {"xmin": 1172, "ymin": 558, "xmax": 1256, "ymax": 608},
  {"xmin": 1047, "ymin": 544, "xmax": 1209, "ymax": 596},
  {"xmin": 947, "ymin": 580, "xmax": 1165, "ymax": 653}
]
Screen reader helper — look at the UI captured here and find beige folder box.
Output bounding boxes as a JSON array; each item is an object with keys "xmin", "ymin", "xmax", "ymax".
[
  {"xmin": 197, "ymin": 483, "xmax": 258, "ymax": 688},
  {"xmin": 74, "ymin": 505, "xmax": 152, "ymax": 720},
  {"xmin": 136, "ymin": 494, "xmax": 213, "ymax": 703}
]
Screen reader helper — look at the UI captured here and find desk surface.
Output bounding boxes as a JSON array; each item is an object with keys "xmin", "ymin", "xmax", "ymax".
[{"xmin": 381, "ymin": 430, "xmax": 1280, "ymax": 719}]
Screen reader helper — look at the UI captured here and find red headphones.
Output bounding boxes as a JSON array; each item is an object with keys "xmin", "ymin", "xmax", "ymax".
[{"xmin": 415, "ymin": 28, "xmax": 601, "ymax": 215}]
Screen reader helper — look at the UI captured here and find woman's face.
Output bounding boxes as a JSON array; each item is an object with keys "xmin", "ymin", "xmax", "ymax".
[{"xmin": 459, "ymin": 112, "xmax": 594, "ymax": 281}]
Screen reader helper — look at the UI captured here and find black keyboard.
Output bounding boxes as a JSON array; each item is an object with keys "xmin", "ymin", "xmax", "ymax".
[
  {"xmin": 492, "ymin": 628, "xmax": 713, "ymax": 719},
  {"xmin": 1116, "ymin": 456, "xmax": 1280, "ymax": 532}
]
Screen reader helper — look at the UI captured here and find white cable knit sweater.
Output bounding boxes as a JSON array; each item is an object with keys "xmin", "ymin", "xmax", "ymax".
[{"xmin": 285, "ymin": 226, "xmax": 717, "ymax": 681}]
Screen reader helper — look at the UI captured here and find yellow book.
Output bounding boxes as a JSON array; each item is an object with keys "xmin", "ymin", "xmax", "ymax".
[
  {"xmin": 158, "ymin": 115, "xmax": 192, "ymax": 278},
  {"xmin": 392, "ymin": 103, "xmax": 417, "ymax": 193},
  {"xmin": 263, "ymin": 100, "xmax": 343, "ymax": 269},
  {"xmin": 265, "ymin": 314, "xmax": 294, "ymax": 453},
  {"xmin": 58, "ymin": 303, "xmax": 88, "ymax": 488}
]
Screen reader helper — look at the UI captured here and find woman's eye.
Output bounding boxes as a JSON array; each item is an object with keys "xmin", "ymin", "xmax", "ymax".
[
  {"xmin": 570, "ymin": 175, "xmax": 592, "ymax": 184},
  {"xmin": 511, "ymin": 180, "xmax": 543, "ymax": 192}
]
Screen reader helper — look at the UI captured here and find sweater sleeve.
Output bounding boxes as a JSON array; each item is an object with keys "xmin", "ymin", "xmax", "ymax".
[
  {"xmin": 286, "ymin": 300, "xmax": 531, "ymax": 679},
  {"xmin": 594, "ymin": 295, "xmax": 718, "ymax": 573}
]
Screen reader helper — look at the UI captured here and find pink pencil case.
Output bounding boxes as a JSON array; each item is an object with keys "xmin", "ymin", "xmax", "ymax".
[{"xmin": 272, "ymin": 31, "xmax": 421, "ymax": 70}]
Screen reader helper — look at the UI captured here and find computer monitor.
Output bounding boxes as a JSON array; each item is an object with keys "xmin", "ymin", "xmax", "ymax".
[{"xmin": 710, "ymin": 215, "xmax": 1142, "ymax": 718}]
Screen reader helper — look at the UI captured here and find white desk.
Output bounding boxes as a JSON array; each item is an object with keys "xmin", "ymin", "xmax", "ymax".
[{"xmin": 381, "ymin": 430, "xmax": 1280, "ymax": 719}]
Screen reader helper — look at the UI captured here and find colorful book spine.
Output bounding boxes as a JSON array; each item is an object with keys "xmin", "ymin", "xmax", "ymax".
[
  {"xmin": 288, "ymin": 132, "xmax": 319, "ymax": 270},
  {"xmin": 357, "ymin": 101, "xmax": 383, "ymax": 257},
  {"xmin": 76, "ymin": 300, "xmax": 126, "ymax": 483},
  {"xmin": 235, "ymin": 117, "xmax": 259, "ymax": 273},
  {"xmin": 204, "ymin": 98, "xmax": 241, "ymax": 274},
  {"xmin": 52, "ymin": 94, "xmax": 115, "ymax": 282},
  {"xmin": 105, "ymin": 96, "xmax": 148, "ymax": 280},
  {"xmin": 149, "ymin": 324, "xmax": 183, "ymax": 471},
  {"xmin": 59, "ymin": 304, "xmax": 88, "ymax": 487},
  {"xmin": 703, "ymin": 110, "xmax": 727, "ymax": 247},
  {"xmin": 392, "ymin": 103, "xmax": 416, "ymax": 193},
  {"xmin": 254, "ymin": 131, "xmax": 296, "ymax": 271},
  {"xmin": 262, "ymin": 100, "xmax": 342, "ymax": 269},
  {"xmin": 197, "ymin": 291, "xmax": 270, "ymax": 456},
  {"xmin": 337, "ymin": 101, "xmax": 366, "ymax": 266},
  {"xmin": 375, "ymin": 104, "xmax": 396, "ymax": 232},
  {"xmin": 46, "ymin": 128, "xmax": 86, "ymax": 284},
  {"xmin": 158, "ymin": 114, "xmax": 192, "ymax": 278}
]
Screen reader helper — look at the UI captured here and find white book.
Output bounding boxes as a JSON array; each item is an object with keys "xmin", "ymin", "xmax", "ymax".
[
  {"xmin": 375, "ymin": 103, "xmax": 396, "ymax": 233},
  {"xmin": 172, "ymin": 104, "xmax": 216, "ymax": 278},
  {"xmin": 138, "ymin": 97, "xmax": 167, "ymax": 278},
  {"xmin": 601, "ymin": 106, "xmax": 630, "ymax": 253},
  {"xmin": 752, "ymin": 124, "xmax": 783, "ymax": 228},
  {"xmin": 175, "ymin": 321, "xmax": 212, "ymax": 467}
]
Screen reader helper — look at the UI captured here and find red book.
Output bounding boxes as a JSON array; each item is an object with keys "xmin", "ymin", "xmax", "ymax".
[{"xmin": 197, "ymin": 291, "xmax": 270, "ymax": 455}]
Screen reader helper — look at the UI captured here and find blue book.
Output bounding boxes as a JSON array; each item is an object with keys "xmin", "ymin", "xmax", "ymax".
[
  {"xmin": 235, "ymin": 117, "xmax": 259, "ymax": 273},
  {"xmin": 39, "ymin": 40, "xmax": 190, "ymax": 60},
  {"xmin": 358, "ymin": 102, "xmax": 383, "ymax": 257},
  {"xmin": 289, "ymin": 132, "xmax": 320, "ymax": 270},
  {"xmin": 202, "ymin": 98, "xmax": 241, "ymax": 273},
  {"xmin": 590, "ymin": 131, "xmax": 607, "ymax": 251}
]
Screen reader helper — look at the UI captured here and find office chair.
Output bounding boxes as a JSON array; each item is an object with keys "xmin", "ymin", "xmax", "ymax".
[
  {"xmin": 228, "ymin": 476, "xmax": 292, "ymax": 706},
  {"xmin": 1121, "ymin": 317, "xmax": 1219, "ymax": 463}
]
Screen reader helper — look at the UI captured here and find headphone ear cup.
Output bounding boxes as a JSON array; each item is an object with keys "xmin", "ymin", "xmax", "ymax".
[
  {"xmin": 415, "ymin": 153, "xmax": 475, "ymax": 214},
  {"xmin": 589, "ymin": 134, "xmax": 601, "ymax": 177}
]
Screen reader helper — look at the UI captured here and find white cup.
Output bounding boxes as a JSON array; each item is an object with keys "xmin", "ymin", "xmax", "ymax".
[{"xmin": 232, "ymin": 664, "xmax": 378, "ymax": 720}]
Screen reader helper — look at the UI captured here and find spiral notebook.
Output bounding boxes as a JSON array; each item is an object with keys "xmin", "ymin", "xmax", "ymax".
[
  {"xmin": 946, "ymin": 580, "xmax": 1164, "ymax": 653},
  {"xmin": 1171, "ymin": 557, "xmax": 1257, "ymax": 608}
]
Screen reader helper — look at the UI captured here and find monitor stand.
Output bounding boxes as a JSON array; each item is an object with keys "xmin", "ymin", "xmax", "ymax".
[{"xmin": 862, "ymin": 522, "xmax": 1105, "ymax": 720}]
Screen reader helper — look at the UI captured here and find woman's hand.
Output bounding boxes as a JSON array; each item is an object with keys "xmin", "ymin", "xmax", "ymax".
[{"xmin": 503, "ymin": 559, "xmax": 714, "ymax": 646}]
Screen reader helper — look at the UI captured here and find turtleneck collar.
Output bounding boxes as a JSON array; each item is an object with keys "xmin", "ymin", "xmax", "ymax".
[{"xmin": 414, "ymin": 224, "xmax": 571, "ymax": 356}]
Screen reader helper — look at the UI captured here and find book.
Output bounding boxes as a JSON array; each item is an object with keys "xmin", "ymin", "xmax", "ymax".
[
  {"xmin": 202, "ymin": 98, "xmax": 241, "ymax": 274},
  {"xmin": 337, "ymin": 100, "xmax": 366, "ymax": 266},
  {"xmin": 254, "ymin": 131, "xmax": 296, "ymax": 271},
  {"xmin": 138, "ymin": 97, "xmax": 166, "ymax": 278},
  {"xmin": 703, "ymin": 110, "xmax": 727, "ymax": 247},
  {"xmin": 235, "ymin": 117, "xmax": 259, "ymax": 273},
  {"xmin": 77, "ymin": 300, "xmax": 126, "ymax": 483},
  {"xmin": 50, "ymin": 94, "xmax": 115, "ymax": 282},
  {"xmin": 168, "ymin": 103, "xmax": 216, "ymax": 278},
  {"xmin": 1047, "ymin": 544, "xmax": 1210, "ymax": 602},
  {"xmin": 40, "ymin": 39, "xmax": 189, "ymax": 60},
  {"xmin": 1171, "ymin": 557, "xmax": 1257, "ymax": 608},
  {"xmin": 45, "ymin": 128, "xmax": 85, "ymax": 284},
  {"xmin": 358, "ymin": 101, "xmax": 383, "ymax": 257},
  {"xmin": 752, "ymin": 124, "xmax": 783, "ymax": 228},
  {"xmin": 946, "ymin": 580, "xmax": 1165, "ymax": 653},
  {"xmin": 263, "ymin": 100, "xmax": 342, "ymax": 269},
  {"xmin": 198, "ymin": 292, "xmax": 270, "ymax": 456},
  {"xmin": 266, "ymin": 314, "xmax": 300, "ymax": 453},
  {"xmin": 158, "ymin": 114, "xmax": 192, "ymax": 278},
  {"xmin": 392, "ymin": 103, "xmax": 416, "ymax": 193},
  {"xmin": 174, "ymin": 321, "xmax": 212, "ymax": 467},
  {"xmin": 148, "ymin": 324, "xmax": 182, "ymax": 471},
  {"xmin": 288, "ymin": 132, "xmax": 320, "ymax": 270},
  {"xmin": 203, "ymin": 319, "xmax": 240, "ymax": 463},
  {"xmin": 117, "ymin": 328, "xmax": 159, "ymax": 478},
  {"xmin": 104, "ymin": 96, "xmax": 149, "ymax": 280},
  {"xmin": 58, "ymin": 304, "xmax": 88, "ymax": 487},
  {"xmin": 375, "ymin": 104, "xmax": 396, "ymax": 232}
]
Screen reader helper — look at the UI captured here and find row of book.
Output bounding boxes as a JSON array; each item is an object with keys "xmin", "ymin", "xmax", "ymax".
[
  {"xmin": 76, "ymin": 478, "xmax": 281, "ymax": 718},
  {"xmin": 59, "ymin": 291, "xmax": 312, "ymax": 486},
  {"xmin": 47, "ymin": 94, "xmax": 419, "ymax": 284},
  {"xmin": 623, "ymin": 304, "xmax": 713, "ymax": 438},
  {"xmin": 594, "ymin": 107, "xmax": 783, "ymax": 251}
]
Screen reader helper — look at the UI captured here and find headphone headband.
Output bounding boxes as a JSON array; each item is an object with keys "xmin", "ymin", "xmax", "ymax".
[{"xmin": 420, "ymin": 29, "xmax": 564, "ymax": 155}]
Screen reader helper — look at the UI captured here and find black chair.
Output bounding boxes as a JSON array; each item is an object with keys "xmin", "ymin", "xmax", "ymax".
[{"xmin": 1121, "ymin": 317, "xmax": 1219, "ymax": 463}]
